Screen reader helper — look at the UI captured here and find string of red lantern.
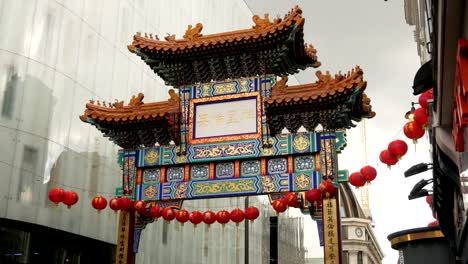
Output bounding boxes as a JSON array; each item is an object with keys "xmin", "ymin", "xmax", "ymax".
[
  {"xmin": 162, "ymin": 207, "xmax": 176, "ymax": 222},
  {"xmin": 189, "ymin": 211, "xmax": 203, "ymax": 226},
  {"xmin": 319, "ymin": 180, "xmax": 336, "ymax": 198},
  {"xmin": 175, "ymin": 209, "xmax": 190, "ymax": 225},
  {"xmin": 379, "ymin": 149, "xmax": 398, "ymax": 168},
  {"xmin": 349, "ymin": 172, "xmax": 366, "ymax": 187},
  {"xmin": 245, "ymin": 207, "xmax": 260, "ymax": 221},
  {"xmin": 202, "ymin": 211, "xmax": 216, "ymax": 225},
  {"xmin": 91, "ymin": 196, "xmax": 107, "ymax": 212},
  {"xmin": 216, "ymin": 210, "xmax": 230, "ymax": 225},
  {"xmin": 230, "ymin": 208, "xmax": 245, "ymax": 226},
  {"xmin": 62, "ymin": 191, "xmax": 79, "ymax": 209}
]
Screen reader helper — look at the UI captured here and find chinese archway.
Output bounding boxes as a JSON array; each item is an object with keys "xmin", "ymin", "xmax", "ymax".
[{"xmin": 80, "ymin": 6, "xmax": 375, "ymax": 264}]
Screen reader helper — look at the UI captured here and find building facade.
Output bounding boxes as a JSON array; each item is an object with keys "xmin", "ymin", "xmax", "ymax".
[
  {"xmin": 0, "ymin": 1, "xmax": 308, "ymax": 263},
  {"xmin": 403, "ymin": 0, "xmax": 468, "ymax": 262}
]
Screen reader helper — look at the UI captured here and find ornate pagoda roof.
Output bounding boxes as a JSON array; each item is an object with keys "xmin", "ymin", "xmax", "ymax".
[
  {"xmin": 128, "ymin": 6, "xmax": 320, "ymax": 86},
  {"xmin": 265, "ymin": 66, "xmax": 375, "ymax": 135},
  {"xmin": 80, "ymin": 90, "xmax": 181, "ymax": 148}
]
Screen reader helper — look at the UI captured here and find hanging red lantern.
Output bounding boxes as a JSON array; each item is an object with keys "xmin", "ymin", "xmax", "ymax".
[
  {"xmin": 230, "ymin": 208, "xmax": 245, "ymax": 225},
  {"xmin": 272, "ymin": 199, "xmax": 287, "ymax": 214},
  {"xmin": 245, "ymin": 207, "xmax": 260, "ymax": 221},
  {"xmin": 62, "ymin": 191, "xmax": 79, "ymax": 208},
  {"xmin": 162, "ymin": 207, "xmax": 176, "ymax": 221},
  {"xmin": 91, "ymin": 196, "xmax": 107, "ymax": 211},
  {"xmin": 379, "ymin": 150, "xmax": 398, "ymax": 167},
  {"xmin": 403, "ymin": 121, "xmax": 425, "ymax": 142},
  {"xmin": 413, "ymin": 108, "xmax": 429, "ymax": 128},
  {"xmin": 176, "ymin": 209, "xmax": 190, "ymax": 225},
  {"xmin": 388, "ymin": 140, "xmax": 408, "ymax": 159},
  {"xmin": 319, "ymin": 180, "xmax": 336, "ymax": 198},
  {"xmin": 216, "ymin": 210, "xmax": 231, "ymax": 225},
  {"xmin": 119, "ymin": 197, "xmax": 133, "ymax": 211},
  {"xmin": 284, "ymin": 193, "xmax": 299, "ymax": 207},
  {"xmin": 418, "ymin": 89, "xmax": 433, "ymax": 109},
  {"xmin": 428, "ymin": 220, "xmax": 439, "ymax": 227},
  {"xmin": 349, "ymin": 172, "xmax": 366, "ymax": 187},
  {"xmin": 305, "ymin": 189, "xmax": 322, "ymax": 206},
  {"xmin": 133, "ymin": 200, "xmax": 147, "ymax": 214},
  {"xmin": 189, "ymin": 211, "xmax": 203, "ymax": 226},
  {"xmin": 48, "ymin": 187, "xmax": 65, "ymax": 205},
  {"xmin": 202, "ymin": 211, "xmax": 216, "ymax": 225},
  {"xmin": 149, "ymin": 205, "xmax": 163, "ymax": 219},
  {"xmin": 426, "ymin": 195, "xmax": 432, "ymax": 207},
  {"xmin": 360, "ymin": 166, "xmax": 377, "ymax": 183},
  {"xmin": 109, "ymin": 197, "xmax": 121, "ymax": 212}
]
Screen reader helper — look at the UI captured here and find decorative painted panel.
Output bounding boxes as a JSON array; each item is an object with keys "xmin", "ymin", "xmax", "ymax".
[
  {"xmin": 190, "ymin": 75, "xmax": 275, "ymax": 98},
  {"xmin": 136, "ymin": 132, "xmax": 323, "ymax": 166},
  {"xmin": 190, "ymin": 177, "xmax": 260, "ymax": 198},
  {"xmin": 267, "ymin": 158, "xmax": 288, "ymax": 174},
  {"xmin": 295, "ymin": 156, "xmax": 315, "ymax": 171},
  {"xmin": 215, "ymin": 162, "xmax": 235, "ymax": 178},
  {"xmin": 167, "ymin": 167, "xmax": 184, "ymax": 182},
  {"xmin": 191, "ymin": 164, "xmax": 210, "ymax": 180},
  {"xmin": 142, "ymin": 184, "xmax": 158, "ymax": 200},
  {"xmin": 143, "ymin": 168, "xmax": 160, "ymax": 184},
  {"xmin": 241, "ymin": 160, "xmax": 261, "ymax": 176}
]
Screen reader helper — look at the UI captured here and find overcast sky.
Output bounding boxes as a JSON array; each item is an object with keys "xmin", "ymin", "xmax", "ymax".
[{"xmin": 244, "ymin": 1, "xmax": 434, "ymax": 263}]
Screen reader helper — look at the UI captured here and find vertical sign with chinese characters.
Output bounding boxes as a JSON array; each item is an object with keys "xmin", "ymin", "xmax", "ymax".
[
  {"xmin": 116, "ymin": 211, "xmax": 131, "ymax": 264},
  {"xmin": 323, "ymin": 197, "xmax": 341, "ymax": 264}
]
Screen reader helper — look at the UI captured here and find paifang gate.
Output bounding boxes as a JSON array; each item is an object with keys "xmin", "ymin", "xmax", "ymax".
[{"xmin": 80, "ymin": 6, "xmax": 375, "ymax": 264}]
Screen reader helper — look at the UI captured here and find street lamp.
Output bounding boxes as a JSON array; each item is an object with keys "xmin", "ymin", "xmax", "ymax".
[
  {"xmin": 404, "ymin": 163, "xmax": 433, "ymax": 177},
  {"xmin": 408, "ymin": 178, "xmax": 433, "ymax": 200},
  {"xmin": 404, "ymin": 102, "xmax": 420, "ymax": 120}
]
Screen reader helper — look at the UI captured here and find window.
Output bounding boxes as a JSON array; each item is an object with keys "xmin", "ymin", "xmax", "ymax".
[
  {"xmin": 358, "ymin": 251, "xmax": 363, "ymax": 264},
  {"xmin": 342, "ymin": 250, "xmax": 349, "ymax": 264},
  {"xmin": 1, "ymin": 66, "xmax": 18, "ymax": 119},
  {"xmin": 17, "ymin": 146, "xmax": 39, "ymax": 202},
  {"xmin": 341, "ymin": 226, "xmax": 348, "ymax": 239}
]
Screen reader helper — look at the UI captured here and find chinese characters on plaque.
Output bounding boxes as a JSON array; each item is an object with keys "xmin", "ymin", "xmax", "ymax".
[
  {"xmin": 194, "ymin": 98, "xmax": 257, "ymax": 138},
  {"xmin": 323, "ymin": 198, "xmax": 341, "ymax": 264},
  {"xmin": 116, "ymin": 211, "xmax": 131, "ymax": 264}
]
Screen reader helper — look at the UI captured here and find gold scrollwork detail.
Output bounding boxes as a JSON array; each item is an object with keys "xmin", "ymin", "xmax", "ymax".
[
  {"xmin": 293, "ymin": 135, "xmax": 310, "ymax": 152},
  {"xmin": 295, "ymin": 174, "xmax": 311, "ymax": 189},
  {"xmin": 175, "ymin": 182, "xmax": 188, "ymax": 199},
  {"xmin": 262, "ymin": 177, "xmax": 276, "ymax": 193},
  {"xmin": 192, "ymin": 179, "xmax": 256, "ymax": 195},
  {"xmin": 194, "ymin": 143, "xmax": 255, "ymax": 159},
  {"xmin": 144, "ymin": 150, "xmax": 159, "ymax": 165}
]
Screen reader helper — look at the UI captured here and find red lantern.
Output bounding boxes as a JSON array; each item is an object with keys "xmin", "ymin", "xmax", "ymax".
[
  {"xmin": 62, "ymin": 191, "xmax": 79, "ymax": 208},
  {"xmin": 388, "ymin": 140, "xmax": 408, "ymax": 159},
  {"xmin": 349, "ymin": 172, "xmax": 366, "ymax": 187},
  {"xmin": 176, "ymin": 209, "xmax": 190, "ymax": 225},
  {"xmin": 91, "ymin": 196, "xmax": 107, "ymax": 211},
  {"xmin": 189, "ymin": 211, "xmax": 203, "ymax": 226},
  {"xmin": 428, "ymin": 220, "xmax": 439, "ymax": 227},
  {"xmin": 162, "ymin": 207, "xmax": 176, "ymax": 221},
  {"xmin": 149, "ymin": 205, "xmax": 163, "ymax": 219},
  {"xmin": 418, "ymin": 89, "xmax": 433, "ymax": 109},
  {"xmin": 413, "ymin": 108, "xmax": 428, "ymax": 128},
  {"xmin": 319, "ymin": 180, "xmax": 336, "ymax": 198},
  {"xmin": 202, "ymin": 211, "xmax": 216, "ymax": 225},
  {"xmin": 119, "ymin": 197, "xmax": 133, "ymax": 211},
  {"xmin": 48, "ymin": 187, "xmax": 65, "ymax": 205},
  {"xmin": 305, "ymin": 189, "xmax": 322, "ymax": 205},
  {"xmin": 245, "ymin": 207, "xmax": 260, "ymax": 221},
  {"xmin": 284, "ymin": 193, "xmax": 299, "ymax": 207},
  {"xmin": 133, "ymin": 200, "xmax": 147, "ymax": 214},
  {"xmin": 379, "ymin": 150, "xmax": 398, "ymax": 167},
  {"xmin": 360, "ymin": 166, "xmax": 377, "ymax": 183},
  {"xmin": 216, "ymin": 210, "xmax": 231, "ymax": 225},
  {"xmin": 404, "ymin": 121, "xmax": 425, "ymax": 142},
  {"xmin": 230, "ymin": 208, "xmax": 245, "ymax": 225},
  {"xmin": 272, "ymin": 199, "xmax": 287, "ymax": 214},
  {"xmin": 426, "ymin": 195, "xmax": 432, "ymax": 207},
  {"xmin": 109, "ymin": 197, "xmax": 121, "ymax": 212}
]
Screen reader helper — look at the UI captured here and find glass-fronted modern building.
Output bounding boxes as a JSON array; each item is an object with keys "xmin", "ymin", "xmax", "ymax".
[{"xmin": 0, "ymin": 1, "xmax": 308, "ymax": 263}]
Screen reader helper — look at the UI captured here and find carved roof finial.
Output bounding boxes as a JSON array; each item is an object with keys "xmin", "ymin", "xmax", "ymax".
[
  {"xmin": 183, "ymin": 23, "xmax": 203, "ymax": 42},
  {"xmin": 252, "ymin": 13, "xmax": 272, "ymax": 30}
]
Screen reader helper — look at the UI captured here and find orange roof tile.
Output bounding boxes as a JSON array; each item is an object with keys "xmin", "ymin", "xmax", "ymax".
[
  {"xmin": 266, "ymin": 66, "xmax": 367, "ymax": 105},
  {"xmin": 80, "ymin": 90, "xmax": 180, "ymax": 124},
  {"xmin": 128, "ymin": 6, "xmax": 317, "ymax": 62}
]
